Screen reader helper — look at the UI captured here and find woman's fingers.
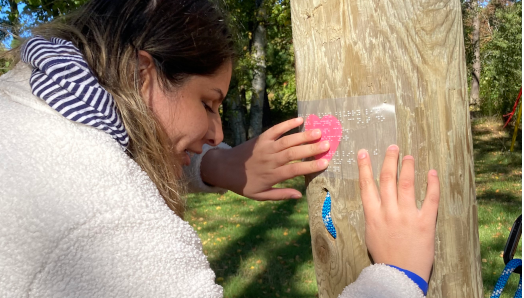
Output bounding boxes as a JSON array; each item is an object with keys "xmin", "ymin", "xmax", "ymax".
[
  {"xmin": 262, "ymin": 117, "xmax": 304, "ymax": 141},
  {"xmin": 397, "ymin": 155, "xmax": 416, "ymax": 209},
  {"xmin": 379, "ymin": 145, "xmax": 400, "ymax": 209},
  {"xmin": 357, "ymin": 149, "xmax": 380, "ymax": 212},
  {"xmin": 273, "ymin": 129, "xmax": 322, "ymax": 153},
  {"xmin": 275, "ymin": 141, "xmax": 330, "ymax": 164},
  {"xmin": 273, "ymin": 129, "xmax": 323, "ymax": 153},
  {"xmin": 421, "ymin": 169, "xmax": 440, "ymax": 221},
  {"xmin": 276, "ymin": 159, "xmax": 329, "ymax": 181},
  {"xmin": 250, "ymin": 188, "xmax": 303, "ymax": 201}
]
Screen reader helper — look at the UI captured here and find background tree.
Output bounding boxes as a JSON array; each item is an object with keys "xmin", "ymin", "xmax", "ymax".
[
  {"xmin": 1, "ymin": 0, "xmax": 520, "ymax": 134},
  {"xmin": 462, "ymin": 0, "xmax": 521, "ymax": 117},
  {"xmin": 23, "ymin": 0, "xmax": 88, "ymax": 22},
  {"xmin": 221, "ymin": 0, "xmax": 256, "ymax": 145},
  {"xmin": 479, "ymin": 1, "xmax": 522, "ymax": 116},
  {"xmin": 0, "ymin": 0, "xmax": 87, "ymax": 42},
  {"xmin": 265, "ymin": 0, "xmax": 296, "ymax": 127},
  {"xmin": 0, "ymin": 0, "xmax": 23, "ymax": 45},
  {"xmin": 462, "ymin": 0, "xmax": 482, "ymax": 106},
  {"xmin": 222, "ymin": 0, "xmax": 296, "ymax": 145},
  {"xmin": 248, "ymin": 0, "xmax": 268, "ymax": 138},
  {"xmin": 471, "ymin": 0, "xmax": 481, "ymax": 105}
]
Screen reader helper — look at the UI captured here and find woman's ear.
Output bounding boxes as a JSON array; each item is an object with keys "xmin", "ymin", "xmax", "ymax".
[{"xmin": 138, "ymin": 50, "xmax": 156, "ymax": 104}]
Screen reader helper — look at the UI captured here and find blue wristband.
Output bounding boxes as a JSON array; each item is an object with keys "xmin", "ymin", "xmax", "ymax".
[{"xmin": 386, "ymin": 265, "xmax": 428, "ymax": 296}]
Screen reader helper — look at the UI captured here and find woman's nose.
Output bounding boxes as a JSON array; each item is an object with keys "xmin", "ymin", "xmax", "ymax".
[{"xmin": 205, "ymin": 115, "xmax": 224, "ymax": 146}]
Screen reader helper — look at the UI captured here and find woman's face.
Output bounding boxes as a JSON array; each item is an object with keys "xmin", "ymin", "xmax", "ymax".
[{"xmin": 139, "ymin": 52, "xmax": 232, "ymax": 166}]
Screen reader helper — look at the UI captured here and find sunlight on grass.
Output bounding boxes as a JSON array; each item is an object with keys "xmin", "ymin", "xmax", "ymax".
[
  {"xmin": 186, "ymin": 183, "xmax": 317, "ymax": 298},
  {"xmin": 473, "ymin": 117, "xmax": 522, "ymax": 298},
  {"xmin": 185, "ymin": 116, "xmax": 521, "ymax": 298}
]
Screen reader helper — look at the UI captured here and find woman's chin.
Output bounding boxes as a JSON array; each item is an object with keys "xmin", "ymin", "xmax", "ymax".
[{"xmin": 182, "ymin": 150, "xmax": 191, "ymax": 166}]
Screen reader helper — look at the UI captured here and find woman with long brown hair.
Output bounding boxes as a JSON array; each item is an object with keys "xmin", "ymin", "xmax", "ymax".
[{"xmin": 0, "ymin": 0, "xmax": 439, "ymax": 297}]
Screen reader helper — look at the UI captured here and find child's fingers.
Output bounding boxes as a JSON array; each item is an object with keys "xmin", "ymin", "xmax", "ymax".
[
  {"xmin": 357, "ymin": 149, "xmax": 380, "ymax": 212},
  {"xmin": 275, "ymin": 142, "xmax": 329, "ymax": 165},
  {"xmin": 421, "ymin": 170, "xmax": 440, "ymax": 221},
  {"xmin": 273, "ymin": 129, "xmax": 322, "ymax": 153},
  {"xmin": 262, "ymin": 117, "xmax": 303, "ymax": 141},
  {"xmin": 379, "ymin": 145, "xmax": 400, "ymax": 210},
  {"xmin": 397, "ymin": 156, "xmax": 416, "ymax": 209}
]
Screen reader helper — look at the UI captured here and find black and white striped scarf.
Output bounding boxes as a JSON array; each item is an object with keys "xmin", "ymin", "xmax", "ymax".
[{"xmin": 21, "ymin": 36, "xmax": 129, "ymax": 150}]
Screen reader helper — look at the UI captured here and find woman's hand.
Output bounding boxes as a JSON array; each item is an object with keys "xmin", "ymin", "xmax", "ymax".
[
  {"xmin": 200, "ymin": 117, "xmax": 330, "ymax": 200},
  {"xmin": 357, "ymin": 145, "xmax": 440, "ymax": 282}
]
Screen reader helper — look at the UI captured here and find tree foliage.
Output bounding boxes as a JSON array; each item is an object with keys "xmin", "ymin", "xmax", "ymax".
[
  {"xmin": 23, "ymin": 0, "xmax": 88, "ymax": 22},
  {"xmin": 2, "ymin": 0, "xmax": 521, "ymax": 122},
  {"xmin": 462, "ymin": 0, "xmax": 522, "ymax": 116},
  {"xmin": 479, "ymin": 1, "xmax": 522, "ymax": 116},
  {"xmin": 220, "ymin": 0, "xmax": 297, "ymax": 143},
  {"xmin": 0, "ymin": 0, "xmax": 87, "ymax": 23},
  {"xmin": 265, "ymin": 0, "xmax": 297, "ymax": 124}
]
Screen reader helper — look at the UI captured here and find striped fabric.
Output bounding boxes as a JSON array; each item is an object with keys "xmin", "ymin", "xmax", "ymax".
[{"xmin": 21, "ymin": 36, "xmax": 129, "ymax": 150}]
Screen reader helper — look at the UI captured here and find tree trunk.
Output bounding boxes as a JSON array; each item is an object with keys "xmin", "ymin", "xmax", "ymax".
[
  {"xmin": 248, "ymin": 1, "xmax": 268, "ymax": 139},
  {"xmin": 290, "ymin": 0, "xmax": 482, "ymax": 297},
  {"xmin": 262, "ymin": 89, "xmax": 272, "ymax": 131},
  {"xmin": 227, "ymin": 88, "xmax": 247, "ymax": 146},
  {"xmin": 471, "ymin": 0, "xmax": 481, "ymax": 105}
]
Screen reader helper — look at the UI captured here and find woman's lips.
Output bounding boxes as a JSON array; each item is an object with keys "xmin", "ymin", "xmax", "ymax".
[{"xmin": 182, "ymin": 149, "xmax": 202, "ymax": 166}]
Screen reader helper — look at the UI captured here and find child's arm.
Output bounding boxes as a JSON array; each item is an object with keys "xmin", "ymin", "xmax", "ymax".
[
  {"xmin": 338, "ymin": 264, "xmax": 426, "ymax": 298},
  {"xmin": 339, "ymin": 145, "xmax": 439, "ymax": 297},
  {"xmin": 357, "ymin": 145, "xmax": 439, "ymax": 282}
]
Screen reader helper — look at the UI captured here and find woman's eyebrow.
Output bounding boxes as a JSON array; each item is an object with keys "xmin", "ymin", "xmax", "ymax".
[{"xmin": 211, "ymin": 88, "xmax": 225, "ymax": 102}]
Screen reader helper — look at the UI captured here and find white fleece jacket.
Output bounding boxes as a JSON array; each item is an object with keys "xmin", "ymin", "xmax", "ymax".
[{"xmin": 0, "ymin": 63, "xmax": 424, "ymax": 298}]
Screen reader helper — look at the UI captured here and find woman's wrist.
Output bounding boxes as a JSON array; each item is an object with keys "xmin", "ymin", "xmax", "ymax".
[
  {"xmin": 200, "ymin": 147, "xmax": 224, "ymax": 187},
  {"xmin": 200, "ymin": 146, "xmax": 238, "ymax": 191}
]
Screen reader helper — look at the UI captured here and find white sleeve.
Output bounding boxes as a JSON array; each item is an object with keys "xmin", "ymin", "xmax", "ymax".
[
  {"xmin": 183, "ymin": 143, "xmax": 231, "ymax": 194},
  {"xmin": 338, "ymin": 264, "xmax": 425, "ymax": 298},
  {"xmin": 28, "ymin": 209, "xmax": 223, "ymax": 298}
]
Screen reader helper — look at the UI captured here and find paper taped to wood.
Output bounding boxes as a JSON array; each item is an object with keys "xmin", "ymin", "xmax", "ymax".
[{"xmin": 298, "ymin": 94, "xmax": 397, "ymax": 180}]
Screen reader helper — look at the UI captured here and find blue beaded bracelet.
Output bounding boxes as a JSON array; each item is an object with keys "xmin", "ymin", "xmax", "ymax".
[{"xmin": 386, "ymin": 265, "xmax": 428, "ymax": 296}]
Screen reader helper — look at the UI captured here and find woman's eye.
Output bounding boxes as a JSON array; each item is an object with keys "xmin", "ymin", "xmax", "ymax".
[{"xmin": 202, "ymin": 102, "xmax": 214, "ymax": 113}]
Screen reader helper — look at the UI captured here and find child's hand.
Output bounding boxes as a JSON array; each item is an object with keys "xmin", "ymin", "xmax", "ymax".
[
  {"xmin": 200, "ymin": 117, "xmax": 330, "ymax": 200},
  {"xmin": 357, "ymin": 145, "xmax": 440, "ymax": 282}
]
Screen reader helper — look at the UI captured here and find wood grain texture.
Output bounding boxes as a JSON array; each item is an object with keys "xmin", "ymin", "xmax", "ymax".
[{"xmin": 290, "ymin": 0, "xmax": 483, "ymax": 297}]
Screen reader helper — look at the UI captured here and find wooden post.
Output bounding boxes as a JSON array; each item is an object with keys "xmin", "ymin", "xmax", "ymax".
[{"xmin": 290, "ymin": 1, "xmax": 483, "ymax": 297}]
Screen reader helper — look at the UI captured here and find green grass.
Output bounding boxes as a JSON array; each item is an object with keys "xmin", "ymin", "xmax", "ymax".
[
  {"xmin": 472, "ymin": 117, "xmax": 522, "ymax": 298},
  {"xmin": 185, "ymin": 116, "xmax": 522, "ymax": 298},
  {"xmin": 185, "ymin": 178, "xmax": 316, "ymax": 298}
]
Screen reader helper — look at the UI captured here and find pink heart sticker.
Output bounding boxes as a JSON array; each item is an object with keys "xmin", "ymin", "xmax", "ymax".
[{"xmin": 304, "ymin": 114, "xmax": 342, "ymax": 161}]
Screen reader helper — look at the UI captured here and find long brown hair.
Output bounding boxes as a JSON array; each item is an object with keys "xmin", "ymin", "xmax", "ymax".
[{"xmin": 28, "ymin": 0, "xmax": 235, "ymax": 217}]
